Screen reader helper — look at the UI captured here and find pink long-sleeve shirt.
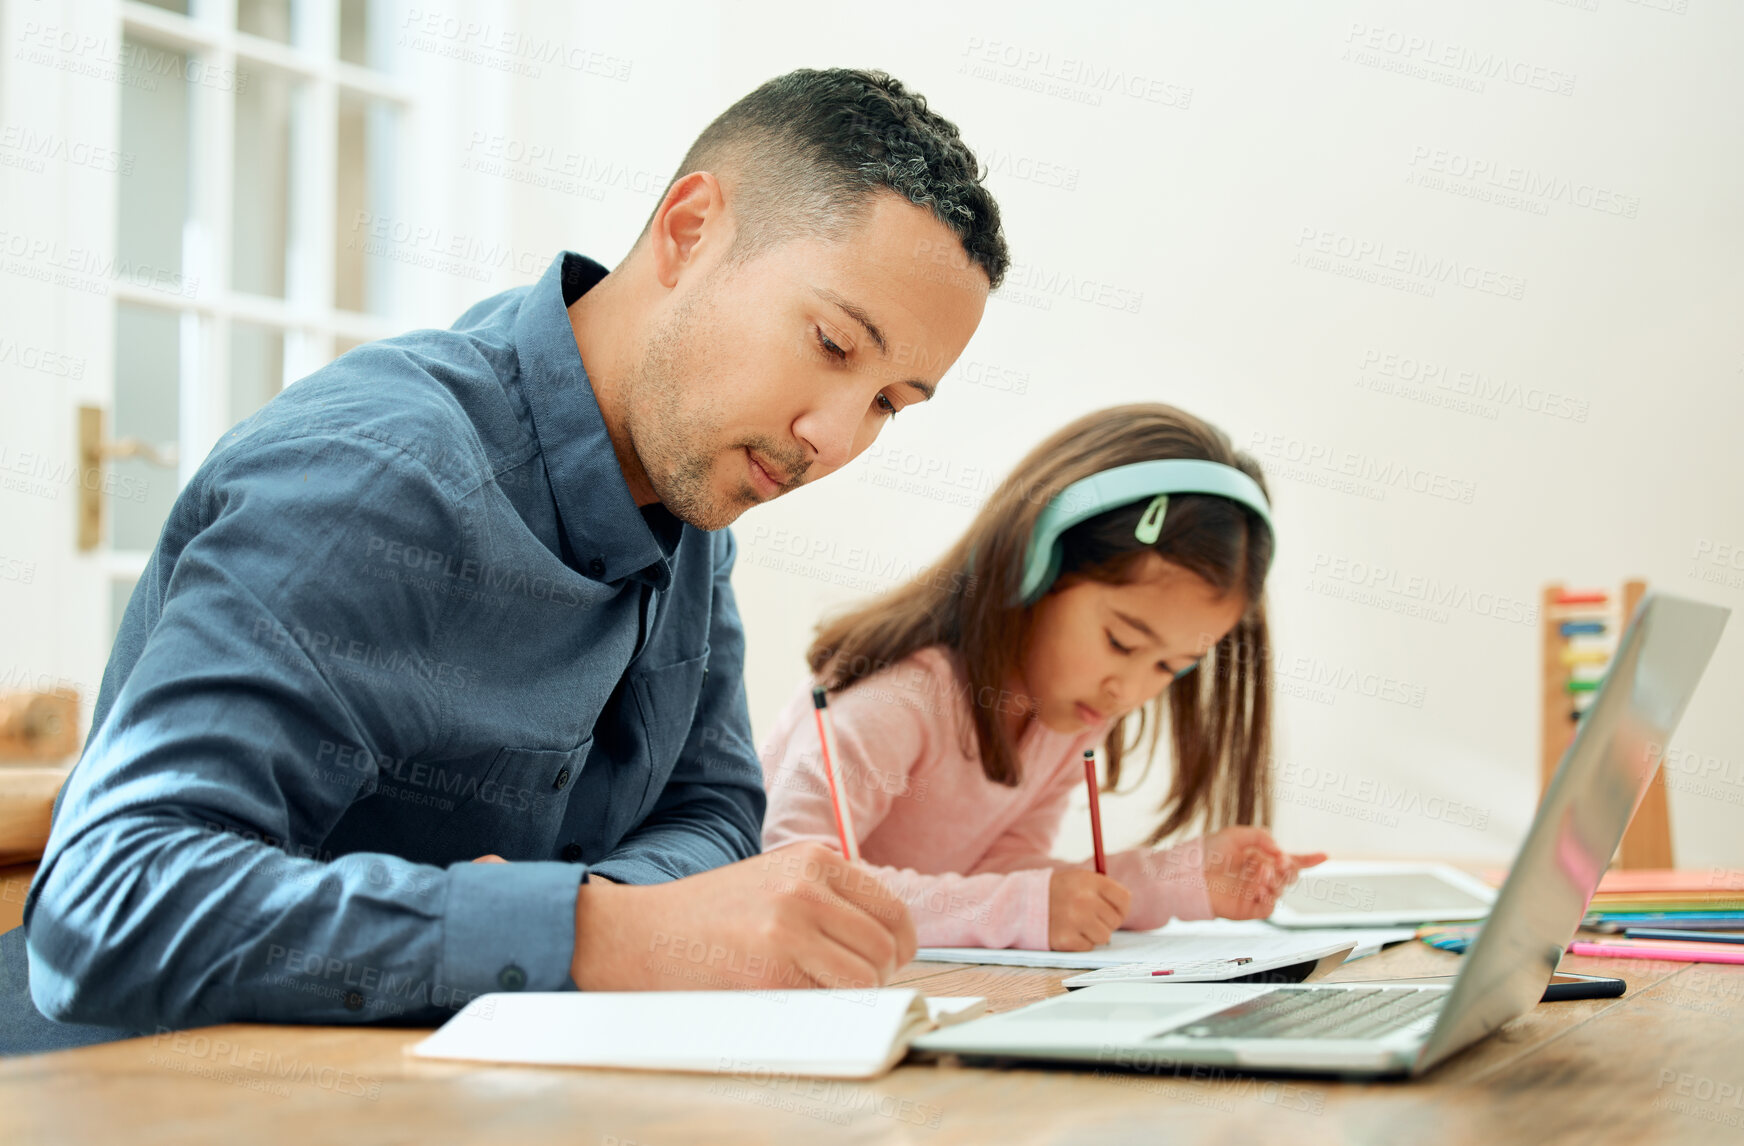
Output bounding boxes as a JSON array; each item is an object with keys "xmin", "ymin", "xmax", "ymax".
[{"xmin": 758, "ymin": 646, "xmax": 1213, "ymax": 949}]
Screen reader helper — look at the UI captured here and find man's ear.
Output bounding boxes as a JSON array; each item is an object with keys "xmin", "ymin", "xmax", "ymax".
[{"xmin": 647, "ymin": 171, "xmax": 730, "ymax": 289}]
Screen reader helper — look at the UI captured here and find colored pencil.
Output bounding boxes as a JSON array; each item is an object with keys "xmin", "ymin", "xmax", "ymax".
[
  {"xmin": 1588, "ymin": 914, "xmax": 1744, "ymax": 933},
  {"xmin": 1083, "ymin": 749, "xmax": 1106, "ymax": 875},
  {"xmin": 811, "ymin": 686, "xmax": 860, "ymax": 863},
  {"xmin": 1624, "ymin": 928, "xmax": 1744, "ymax": 944},
  {"xmin": 1567, "ymin": 940, "xmax": 1744, "ymax": 965}
]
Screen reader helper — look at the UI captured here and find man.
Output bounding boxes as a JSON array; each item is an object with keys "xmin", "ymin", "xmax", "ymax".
[{"xmin": 0, "ymin": 68, "xmax": 1007, "ymax": 1052}]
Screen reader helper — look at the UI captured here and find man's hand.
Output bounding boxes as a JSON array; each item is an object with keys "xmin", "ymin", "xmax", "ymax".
[
  {"xmin": 1047, "ymin": 869, "xmax": 1132, "ymax": 951},
  {"xmin": 1202, "ymin": 826, "xmax": 1327, "ymax": 920},
  {"xmin": 568, "ymin": 841, "xmax": 917, "ymax": 992}
]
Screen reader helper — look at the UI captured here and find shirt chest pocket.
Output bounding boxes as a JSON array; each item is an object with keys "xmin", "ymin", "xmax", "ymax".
[
  {"xmin": 439, "ymin": 734, "xmax": 594, "ymax": 860},
  {"xmin": 625, "ymin": 646, "xmax": 710, "ymax": 824}
]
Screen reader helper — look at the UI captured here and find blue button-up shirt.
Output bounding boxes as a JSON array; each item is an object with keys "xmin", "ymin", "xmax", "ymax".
[{"xmin": 16, "ymin": 252, "xmax": 764, "ymax": 1042}]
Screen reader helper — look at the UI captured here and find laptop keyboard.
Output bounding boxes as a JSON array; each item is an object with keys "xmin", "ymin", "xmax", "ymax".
[{"xmin": 1175, "ymin": 987, "xmax": 1443, "ymax": 1041}]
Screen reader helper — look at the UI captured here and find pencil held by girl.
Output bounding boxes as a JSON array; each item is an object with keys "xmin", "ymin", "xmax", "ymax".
[{"xmin": 759, "ymin": 403, "xmax": 1325, "ymax": 950}]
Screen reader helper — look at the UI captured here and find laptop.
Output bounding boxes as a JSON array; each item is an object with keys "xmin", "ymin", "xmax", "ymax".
[{"xmin": 913, "ymin": 592, "xmax": 1729, "ymax": 1078}]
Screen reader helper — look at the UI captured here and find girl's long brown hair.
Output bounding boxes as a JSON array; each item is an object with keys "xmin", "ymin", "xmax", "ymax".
[{"xmin": 808, "ymin": 403, "xmax": 1274, "ymax": 844}]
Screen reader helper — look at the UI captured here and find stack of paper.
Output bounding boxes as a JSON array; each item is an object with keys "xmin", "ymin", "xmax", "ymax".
[{"xmin": 1581, "ymin": 868, "xmax": 1744, "ymax": 932}]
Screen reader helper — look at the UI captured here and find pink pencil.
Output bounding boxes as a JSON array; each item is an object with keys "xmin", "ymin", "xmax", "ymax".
[{"xmin": 1567, "ymin": 940, "xmax": 1744, "ymax": 964}]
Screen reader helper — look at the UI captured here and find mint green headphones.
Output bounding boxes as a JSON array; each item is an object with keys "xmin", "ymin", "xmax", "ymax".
[{"xmin": 1018, "ymin": 459, "xmax": 1274, "ymax": 605}]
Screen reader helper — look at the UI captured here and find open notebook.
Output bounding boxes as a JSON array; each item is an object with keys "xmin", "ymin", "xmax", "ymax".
[
  {"xmin": 407, "ymin": 989, "xmax": 986, "ymax": 1080},
  {"xmin": 915, "ymin": 918, "xmax": 1414, "ymax": 974}
]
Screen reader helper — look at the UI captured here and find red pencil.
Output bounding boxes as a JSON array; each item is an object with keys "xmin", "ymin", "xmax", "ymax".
[{"xmin": 1083, "ymin": 749, "xmax": 1106, "ymax": 875}]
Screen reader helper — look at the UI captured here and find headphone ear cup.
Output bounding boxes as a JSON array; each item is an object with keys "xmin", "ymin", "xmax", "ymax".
[{"xmin": 1022, "ymin": 545, "xmax": 1059, "ymax": 604}]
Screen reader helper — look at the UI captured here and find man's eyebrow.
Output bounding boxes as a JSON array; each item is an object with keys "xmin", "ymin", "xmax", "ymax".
[
  {"xmin": 1112, "ymin": 610, "xmax": 1160, "ymax": 643},
  {"xmin": 812, "ymin": 287, "xmax": 888, "ymax": 355}
]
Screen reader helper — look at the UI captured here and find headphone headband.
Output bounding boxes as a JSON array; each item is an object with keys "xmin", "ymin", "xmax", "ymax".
[{"xmin": 1018, "ymin": 459, "xmax": 1274, "ymax": 603}]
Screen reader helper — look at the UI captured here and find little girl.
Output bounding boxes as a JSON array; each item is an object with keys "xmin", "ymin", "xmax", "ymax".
[{"xmin": 759, "ymin": 403, "xmax": 1325, "ymax": 950}]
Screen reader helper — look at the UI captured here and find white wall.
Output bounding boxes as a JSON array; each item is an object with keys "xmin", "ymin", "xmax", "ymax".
[
  {"xmin": 9, "ymin": 0, "xmax": 1739, "ymax": 870},
  {"xmin": 512, "ymin": 0, "xmax": 1743, "ymax": 868}
]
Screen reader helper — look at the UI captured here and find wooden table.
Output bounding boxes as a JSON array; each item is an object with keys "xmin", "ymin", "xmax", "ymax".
[
  {"xmin": 2, "ymin": 932, "xmax": 1741, "ymax": 1146},
  {"xmin": 0, "ymin": 863, "xmax": 34, "ymax": 936}
]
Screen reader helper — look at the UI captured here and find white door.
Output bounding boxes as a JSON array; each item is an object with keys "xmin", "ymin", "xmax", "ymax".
[
  {"xmin": 2, "ymin": 0, "xmax": 123, "ymax": 742},
  {"xmin": 2, "ymin": 0, "xmax": 410, "ymax": 754}
]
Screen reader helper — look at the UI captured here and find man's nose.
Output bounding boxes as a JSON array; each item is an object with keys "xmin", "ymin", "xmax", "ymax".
[{"xmin": 794, "ymin": 394, "xmax": 864, "ymax": 472}]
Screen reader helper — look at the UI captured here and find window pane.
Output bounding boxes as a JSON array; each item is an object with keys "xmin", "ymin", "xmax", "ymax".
[
  {"xmin": 111, "ymin": 305, "xmax": 182, "ymax": 553},
  {"xmin": 336, "ymin": 91, "xmax": 396, "ymax": 314},
  {"xmin": 229, "ymin": 322, "xmax": 286, "ymax": 424},
  {"xmin": 232, "ymin": 68, "xmax": 298, "ymax": 298},
  {"xmin": 339, "ymin": 0, "xmax": 372, "ymax": 67},
  {"xmin": 117, "ymin": 36, "xmax": 190, "ymax": 284},
  {"xmin": 237, "ymin": 0, "xmax": 294, "ymax": 44}
]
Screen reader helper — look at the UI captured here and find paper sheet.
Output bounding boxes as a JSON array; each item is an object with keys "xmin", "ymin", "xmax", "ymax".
[
  {"xmin": 1162, "ymin": 919, "xmax": 1419, "ymax": 960},
  {"xmin": 925, "ymin": 996, "xmax": 988, "ymax": 1024},
  {"xmin": 915, "ymin": 918, "xmax": 1416, "ymax": 969}
]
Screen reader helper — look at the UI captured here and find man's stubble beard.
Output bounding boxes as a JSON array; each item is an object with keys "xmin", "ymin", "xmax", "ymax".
[{"xmin": 624, "ymin": 287, "xmax": 810, "ymax": 531}]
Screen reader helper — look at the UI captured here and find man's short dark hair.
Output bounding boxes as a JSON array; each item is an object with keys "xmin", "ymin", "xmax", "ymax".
[{"xmin": 654, "ymin": 68, "xmax": 1010, "ymax": 289}]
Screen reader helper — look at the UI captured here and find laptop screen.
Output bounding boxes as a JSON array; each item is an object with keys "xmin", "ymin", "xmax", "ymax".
[{"xmin": 1414, "ymin": 593, "xmax": 1729, "ymax": 1073}]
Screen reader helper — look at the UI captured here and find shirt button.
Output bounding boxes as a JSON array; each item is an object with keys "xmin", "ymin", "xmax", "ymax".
[
  {"xmin": 497, "ymin": 964, "xmax": 527, "ymax": 991},
  {"xmin": 588, "ymin": 557, "xmax": 605, "ymax": 577},
  {"xmin": 561, "ymin": 842, "xmax": 583, "ymax": 863},
  {"xmin": 553, "ymin": 768, "xmax": 570, "ymax": 791},
  {"xmin": 344, "ymin": 991, "xmax": 365, "ymax": 1012}
]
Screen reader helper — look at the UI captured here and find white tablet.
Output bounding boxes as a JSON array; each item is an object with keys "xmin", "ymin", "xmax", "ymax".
[{"xmin": 1268, "ymin": 860, "xmax": 1497, "ymax": 928}]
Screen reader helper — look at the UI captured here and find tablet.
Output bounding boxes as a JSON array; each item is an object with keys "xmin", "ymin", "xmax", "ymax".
[{"xmin": 1268, "ymin": 860, "xmax": 1497, "ymax": 927}]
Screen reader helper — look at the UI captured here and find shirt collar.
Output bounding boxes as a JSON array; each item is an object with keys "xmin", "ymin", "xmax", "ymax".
[{"xmin": 514, "ymin": 251, "xmax": 680, "ymax": 589}]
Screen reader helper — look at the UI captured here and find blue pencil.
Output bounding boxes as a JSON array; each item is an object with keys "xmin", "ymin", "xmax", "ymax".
[{"xmin": 1624, "ymin": 928, "xmax": 1744, "ymax": 944}]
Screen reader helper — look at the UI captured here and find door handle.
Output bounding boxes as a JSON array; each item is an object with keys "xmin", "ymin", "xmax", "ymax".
[{"xmin": 77, "ymin": 405, "xmax": 179, "ymax": 551}]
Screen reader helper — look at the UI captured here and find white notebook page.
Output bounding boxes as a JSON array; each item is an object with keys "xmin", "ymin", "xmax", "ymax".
[{"xmin": 408, "ymin": 989, "xmax": 983, "ymax": 1080}]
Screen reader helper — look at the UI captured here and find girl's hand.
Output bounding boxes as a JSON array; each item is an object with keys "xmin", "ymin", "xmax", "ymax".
[
  {"xmin": 1200, "ymin": 827, "xmax": 1327, "ymax": 920},
  {"xmin": 1048, "ymin": 869, "xmax": 1132, "ymax": 950}
]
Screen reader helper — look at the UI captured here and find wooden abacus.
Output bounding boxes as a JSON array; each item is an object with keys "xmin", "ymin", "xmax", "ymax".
[{"xmin": 1540, "ymin": 579, "xmax": 1671, "ymax": 869}]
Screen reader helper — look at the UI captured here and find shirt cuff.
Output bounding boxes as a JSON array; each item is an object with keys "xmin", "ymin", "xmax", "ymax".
[
  {"xmin": 1114, "ymin": 837, "xmax": 1214, "ymax": 929},
  {"xmin": 1018, "ymin": 868, "xmax": 1054, "ymax": 951},
  {"xmin": 443, "ymin": 861, "xmax": 585, "ymax": 997},
  {"xmin": 584, "ymin": 856, "xmax": 673, "ymax": 885}
]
